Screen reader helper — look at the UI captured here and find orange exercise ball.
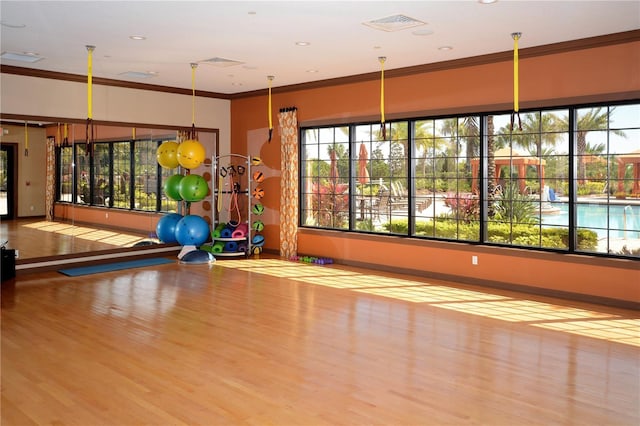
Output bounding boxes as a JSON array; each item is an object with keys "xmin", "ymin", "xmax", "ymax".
[
  {"xmin": 157, "ymin": 141, "xmax": 180, "ymax": 169},
  {"xmin": 177, "ymin": 139, "xmax": 206, "ymax": 170}
]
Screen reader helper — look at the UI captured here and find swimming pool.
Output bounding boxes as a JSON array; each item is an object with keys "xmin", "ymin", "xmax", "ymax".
[{"xmin": 541, "ymin": 203, "xmax": 640, "ymax": 239}]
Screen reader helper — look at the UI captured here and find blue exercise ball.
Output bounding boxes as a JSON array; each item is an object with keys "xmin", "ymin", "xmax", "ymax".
[
  {"xmin": 175, "ymin": 215, "xmax": 210, "ymax": 246},
  {"xmin": 156, "ymin": 213, "xmax": 183, "ymax": 243}
]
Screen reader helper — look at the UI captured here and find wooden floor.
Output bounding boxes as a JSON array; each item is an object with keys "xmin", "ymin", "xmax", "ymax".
[{"xmin": 1, "ymin": 254, "xmax": 638, "ymax": 425}]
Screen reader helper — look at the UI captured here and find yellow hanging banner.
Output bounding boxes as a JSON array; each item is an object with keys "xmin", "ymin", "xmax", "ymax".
[
  {"xmin": 512, "ymin": 32, "xmax": 521, "ymax": 113},
  {"xmin": 191, "ymin": 63, "xmax": 198, "ymax": 127},
  {"xmin": 86, "ymin": 45, "xmax": 95, "ymax": 120},
  {"xmin": 379, "ymin": 56, "xmax": 386, "ymax": 139},
  {"xmin": 267, "ymin": 75, "xmax": 274, "ymax": 142},
  {"xmin": 24, "ymin": 122, "xmax": 29, "ymax": 156}
]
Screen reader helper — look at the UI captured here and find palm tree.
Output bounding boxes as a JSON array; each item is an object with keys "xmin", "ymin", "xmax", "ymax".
[{"xmin": 570, "ymin": 107, "xmax": 626, "ymax": 181}]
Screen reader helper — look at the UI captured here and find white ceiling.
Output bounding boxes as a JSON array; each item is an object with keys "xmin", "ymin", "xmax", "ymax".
[{"xmin": 1, "ymin": 1, "xmax": 639, "ymax": 95}]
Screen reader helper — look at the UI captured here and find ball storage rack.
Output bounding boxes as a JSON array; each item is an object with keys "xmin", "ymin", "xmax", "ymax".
[{"xmin": 208, "ymin": 154, "xmax": 252, "ymax": 258}]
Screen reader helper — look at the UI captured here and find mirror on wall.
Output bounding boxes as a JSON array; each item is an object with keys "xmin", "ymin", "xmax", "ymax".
[{"xmin": 0, "ymin": 119, "xmax": 218, "ymax": 263}]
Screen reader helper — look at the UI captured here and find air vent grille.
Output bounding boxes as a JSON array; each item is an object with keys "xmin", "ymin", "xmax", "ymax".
[
  {"xmin": 200, "ymin": 57, "xmax": 245, "ymax": 68},
  {"xmin": 363, "ymin": 14, "xmax": 425, "ymax": 32}
]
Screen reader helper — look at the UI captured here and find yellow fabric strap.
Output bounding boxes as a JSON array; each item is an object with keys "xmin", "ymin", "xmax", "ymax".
[
  {"xmin": 64, "ymin": 123, "xmax": 68, "ymax": 139},
  {"xmin": 379, "ymin": 57, "xmax": 386, "ymax": 124},
  {"xmin": 132, "ymin": 128, "xmax": 136, "ymax": 140},
  {"xmin": 513, "ymin": 33, "xmax": 520, "ymax": 113},
  {"xmin": 57, "ymin": 123, "xmax": 61, "ymax": 146},
  {"xmin": 87, "ymin": 46, "xmax": 94, "ymax": 119},
  {"xmin": 24, "ymin": 122, "xmax": 29, "ymax": 155},
  {"xmin": 191, "ymin": 63, "xmax": 197, "ymax": 126},
  {"xmin": 268, "ymin": 77, "xmax": 273, "ymax": 130}
]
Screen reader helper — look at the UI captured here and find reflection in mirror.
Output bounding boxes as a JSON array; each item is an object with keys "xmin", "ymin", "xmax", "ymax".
[{"xmin": 0, "ymin": 120, "xmax": 217, "ymax": 266}]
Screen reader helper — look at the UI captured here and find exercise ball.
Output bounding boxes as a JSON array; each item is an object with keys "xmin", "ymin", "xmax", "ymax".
[
  {"xmin": 156, "ymin": 213, "xmax": 183, "ymax": 243},
  {"xmin": 177, "ymin": 139, "xmax": 206, "ymax": 169},
  {"xmin": 252, "ymin": 187, "xmax": 265, "ymax": 199},
  {"xmin": 252, "ymin": 220, "xmax": 264, "ymax": 232},
  {"xmin": 175, "ymin": 215, "xmax": 210, "ymax": 246},
  {"xmin": 157, "ymin": 141, "xmax": 180, "ymax": 169},
  {"xmin": 179, "ymin": 174, "xmax": 209, "ymax": 202},
  {"xmin": 251, "ymin": 234, "xmax": 265, "ymax": 247},
  {"xmin": 252, "ymin": 203, "xmax": 264, "ymax": 215},
  {"xmin": 163, "ymin": 174, "xmax": 184, "ymax": 201}
]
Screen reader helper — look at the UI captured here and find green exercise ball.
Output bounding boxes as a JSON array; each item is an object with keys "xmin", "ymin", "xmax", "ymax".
[
  {"xmin": 164, "ymin": 174, "xmax": 184, "ymax": 201},
  {"xmin": 179, "ymin": 174, "xmax": 209, "ymax": 202}
]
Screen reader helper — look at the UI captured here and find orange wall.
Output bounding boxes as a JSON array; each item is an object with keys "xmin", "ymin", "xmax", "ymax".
[{"xmin": 231, "ymin": 41, "xmax": 640, "ymax": 304}]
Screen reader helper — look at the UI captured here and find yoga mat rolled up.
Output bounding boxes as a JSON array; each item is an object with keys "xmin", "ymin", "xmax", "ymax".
[
  {"xmin": 212, "ymin": 241, "xmax": 225, "ymax": 253},
  {"xmin": 237, "ymin": 243, "xmax": 247, "ymax": 253},
  {"xmin": 212, "ymin": 223, "xmax": 226, "ymax": 238},
  {"xmin": 224, "ymin": 241, "xmax": 239, "ymax": 252},
  {"xmin": 231, "ymin": 223, "xmax": 249, "ymax": 238},
  {"xmin": 220, "ymin": 227, "xmax": 233, "ymax": 238}
]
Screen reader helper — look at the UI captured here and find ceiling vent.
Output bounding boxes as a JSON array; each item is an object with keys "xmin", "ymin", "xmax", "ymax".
[
  {"xmin": 0, "ymin": 51, "xmax": 44, "ymax": 63},
  {"xmin": 363, "ymin": 14, "xmax": 426, "ymax": 32},
  {"xmin": 200, "ymin": 57, "xmax": 245, "ymax": 68},
  {"xmin": 119, "ymin": 71, "xmax": 157, "ymax": 79}
]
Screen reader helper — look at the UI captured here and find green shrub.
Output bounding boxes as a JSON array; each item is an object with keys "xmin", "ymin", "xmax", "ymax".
[{"xmin": 383, "ymin": 218, "xmax": 597, "ymax": 250}]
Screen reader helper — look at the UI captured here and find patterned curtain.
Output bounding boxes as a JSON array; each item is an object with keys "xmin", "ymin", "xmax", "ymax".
[
  {"xmin": 45, "ymin": 137, "xmax": 56, "ymax": 221},
  {"xmin": 278, "ymin": 107, "xmax": 298, "ymax": 258}
]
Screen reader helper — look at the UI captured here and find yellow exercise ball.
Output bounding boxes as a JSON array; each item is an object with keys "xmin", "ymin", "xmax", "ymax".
[
  {"xmin": 156, "ymin": 141, "xmax": 180, "ymax": 169},
  {"xmin": 177, "ymin": 139, "xmax": 206, "ymax": 170}
]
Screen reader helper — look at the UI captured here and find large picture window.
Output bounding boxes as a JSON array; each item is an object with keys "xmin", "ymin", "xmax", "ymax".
[
  {"xmin": 300, "ymin": 101, "xmax": 639, "ymax": 259},
  {"xmin": 56, "ymin": 137, "xmax": 179, "ymax": 213}
]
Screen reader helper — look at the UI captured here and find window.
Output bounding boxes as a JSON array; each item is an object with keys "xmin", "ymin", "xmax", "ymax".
[
  {"xmin": 300, "ymin": 101, "xmax": 639, "ymax": 259},
  {"xmin": 574, "ymin": 104, "xmax": 640, "ymax": 255},
  {"xmin": 57, "ymin": 136, "xmax": 180, "ymax": 213},
  {"xmin": 414, "ymin": 116, "xmax": 480, "ymax": 241},
  {"xmin": 485, "ymin": 109, "xmax": 570, "ymax": 250},
  {"xmin": 58, "ymin": 145, "xmax": 73, "ymax": 202},
  {"xmin": 92, "ymin": 143, "xmax": 111, "ymax": 207}
]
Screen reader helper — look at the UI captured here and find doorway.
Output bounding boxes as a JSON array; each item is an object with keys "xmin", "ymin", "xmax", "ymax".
[{"xmin": 0, "ymin": 144, "xmax": 16, "ymax": 220}]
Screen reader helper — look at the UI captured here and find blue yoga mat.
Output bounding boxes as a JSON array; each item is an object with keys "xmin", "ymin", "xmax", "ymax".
[{"xmin": 59, "ymin": 257, "xmax": 174, "ymax": 277}]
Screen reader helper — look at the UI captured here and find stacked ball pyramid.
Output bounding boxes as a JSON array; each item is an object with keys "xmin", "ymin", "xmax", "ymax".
[{"xmin": 155, "ymin": 139, "xmax": 211, "ymax": 247}]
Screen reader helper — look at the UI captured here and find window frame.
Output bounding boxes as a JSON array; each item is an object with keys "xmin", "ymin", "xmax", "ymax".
[{"xmin": 299, "ymin": 100, "xmax": 640, "ymax": 259}]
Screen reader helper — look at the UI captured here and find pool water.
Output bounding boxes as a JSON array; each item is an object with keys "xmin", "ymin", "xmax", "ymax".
[{"xmin": 541, "ymin": 203, "xmax": 640, "ymax": 239}]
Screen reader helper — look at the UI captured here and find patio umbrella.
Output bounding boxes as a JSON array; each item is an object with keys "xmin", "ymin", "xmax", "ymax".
[{"xmin": 358, "ymin": 143, "xmax": 370, "ymax": 185}]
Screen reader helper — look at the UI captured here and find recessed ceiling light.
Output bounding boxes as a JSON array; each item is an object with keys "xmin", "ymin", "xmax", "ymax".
[
  {"xmin": 295, "ymin": 41, "xmax": 310, "ymax": 46},
  {"xmin": 0, "ymin": 51, "xmax": 44, "ymax": 63},
  {"xmin": 438, "ymin": 46, "xmax": 453, "ymax": 51},
  {"xmin": 231, "ymin": 82, "xmax": 243, "ymax": 86},
  {"xmin": 129, "ymin": 35, "xmax": 146, "ymax": 41},
  {"xmin": 478, "ymin": 0, "xmax": 498, "ymax": 4},
  {"xmin": 306, "ymin": 69, "xmax": 319, "ymax": 73}
]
